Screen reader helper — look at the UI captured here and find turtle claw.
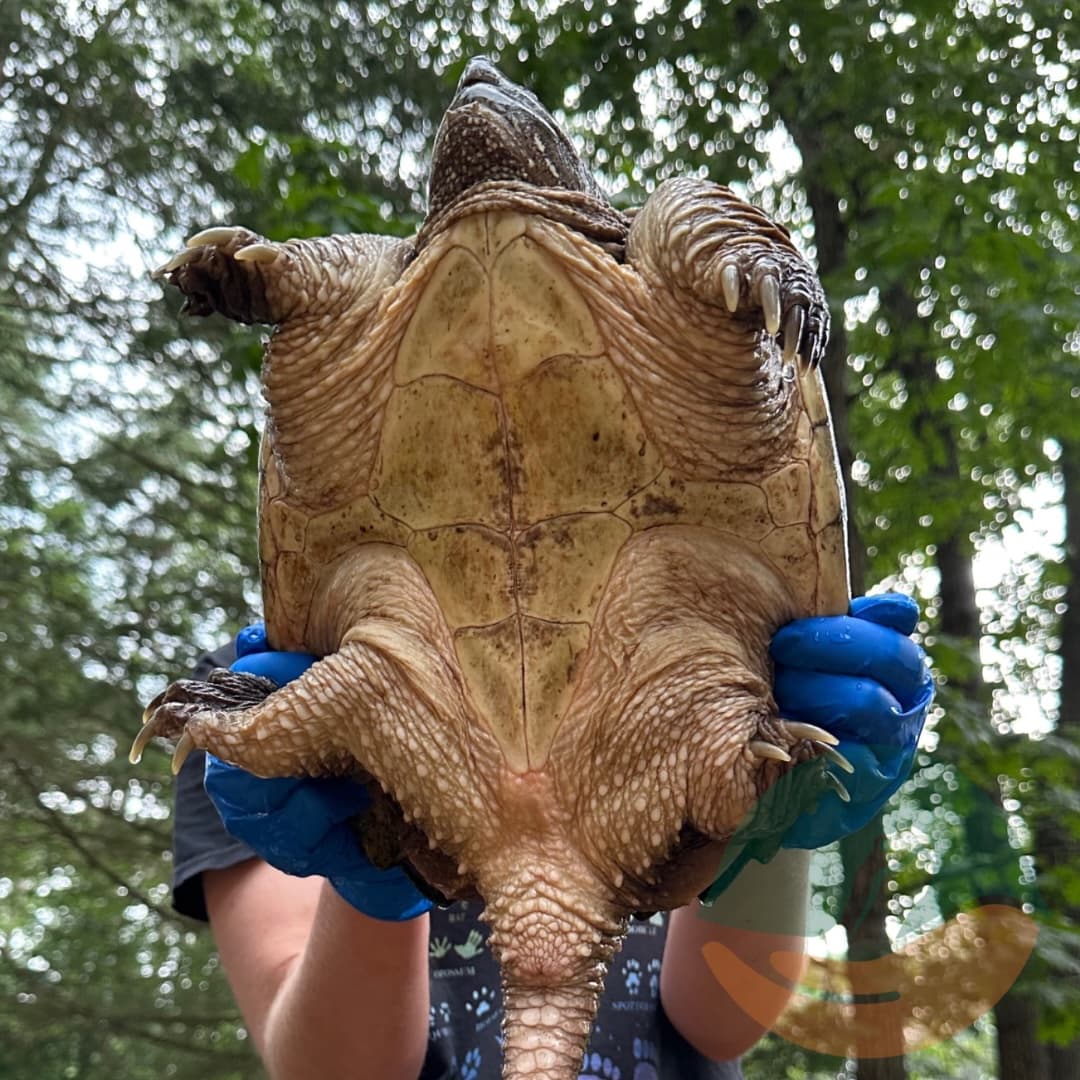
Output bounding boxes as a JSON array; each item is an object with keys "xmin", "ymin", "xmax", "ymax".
[
  {"xmin": 711, "ymin": 258, "xmax": 824, "ymax": 368},
  {"xmin": 128, "ymin": 721, "xmax": 157, "ymax": 765},
  {"xmin": 720, "ymin": 262, "xmax": 741, "ymax": 312},
  {"xmin": 151, "ymin": 248, "xmax": 201, "ymax": 280},
  {"xmin": 782, "ymin": 305, "xmax": 806, "ymax": 365},
  {"xmin": 170, "ymin": 730, "xmax": 197, "ymax": 775},
  {"xmin": 234, "ymin": 242, "xmax": 281, "ymax": 265},
  {"xmin": 824, "ymin": 771, "xmax": 852, "ymax": 803},
  {"xmin": 186, "ymin": 225, "xmax": 247, "ymax": 249},
  {"xmin": 130, "ymin": 671, "xmax": 279, "ymax": 767},
  {"xmin": 150, "ymin": 225, "xmax": 281, "ymax": 323},
  {"xmin": 130, "ymin": 697, "xmax": 194, "ymax": 764},
  {"xmin": 821, "ymin": 744, "xmax": 856, "ymax": 774},
  {"xmin": 152, "ymin": 227, "xmax": 260, "ymax": 282},
  {"xmin": 781, "ymin": 720, "xmax": 839, "ymax": 747},
  {"xmin": 749, "ymin": 740, "xmax": 792, "ymax": 763},
  {"xmin": 759, "ymin": 273, "xmax": 781, "ymax": 335}
]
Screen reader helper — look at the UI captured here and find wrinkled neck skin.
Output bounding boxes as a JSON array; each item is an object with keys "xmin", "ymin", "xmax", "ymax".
[{"xmin": 417, "ymin": 180, "xmax": 630, "ymax": 255}]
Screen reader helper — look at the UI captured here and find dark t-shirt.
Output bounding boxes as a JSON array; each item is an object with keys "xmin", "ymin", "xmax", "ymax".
[{"xmin": 172, "ymin": 646, "xmax": 743, "ymax": 1080}]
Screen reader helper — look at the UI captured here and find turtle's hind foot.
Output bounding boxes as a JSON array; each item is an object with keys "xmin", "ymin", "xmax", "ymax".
[{"xmin": 130, "ymin": 669, "xmax": 277, "ymax": 773}]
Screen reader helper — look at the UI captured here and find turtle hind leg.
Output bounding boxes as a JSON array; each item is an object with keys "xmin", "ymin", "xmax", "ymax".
[
  {"xmin": 131, "ymin": 637, "xmax": 496, "ymax": 858},
  {"xmin": 130, "ymin": 651, "xmax": 366, "ymax": 779}
]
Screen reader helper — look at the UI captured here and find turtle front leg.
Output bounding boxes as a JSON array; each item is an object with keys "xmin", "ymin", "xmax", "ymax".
[
  {"xmin": 152, "ymin": 228, "xmax": 413, "ymax": 325},
  {"xmin": 626, "ymin": 176, "xmax": 829, "ymax": 368}
]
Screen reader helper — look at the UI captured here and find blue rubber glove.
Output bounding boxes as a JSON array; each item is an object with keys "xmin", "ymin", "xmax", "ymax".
[
  {"xmin": 773, "ymin": 593, "xmax": 933, "ymax": 849},
  {"xmin": 203, "ymin": 624, "xmax": 432, "ymax": 921},
  {"xmin": 700, "ymin": 593, "xmax": 933, "ymax": 902}
]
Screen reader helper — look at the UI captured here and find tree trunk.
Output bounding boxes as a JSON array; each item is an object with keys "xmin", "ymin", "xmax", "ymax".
[
  {"xmin": 1035, "ymin": 437, "xmax": 1080, "ymax": 1077},
  {"xmin": 838, "ymin": 820, "xmax": 906, "ymax": 1080},
  {"xmin": 809, "ymin": 173, "xmax": 905, "ymax": 1080},
  {"xmin": 936, "ymin": 534, "xmax": 1048, "ymax": 1079}
]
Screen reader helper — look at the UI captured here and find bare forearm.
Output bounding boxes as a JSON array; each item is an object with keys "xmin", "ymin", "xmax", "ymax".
[
  {"xmin": 661, "ymin": 849, "xmax": 810, "ymax": 1061},
  {"xmin": 265, "ymin": 884, "xmax": 430, "ymax": 1079},
  {"xmin": 205, "ymin": 864, "xmax": 430, "ymax": 1080}
]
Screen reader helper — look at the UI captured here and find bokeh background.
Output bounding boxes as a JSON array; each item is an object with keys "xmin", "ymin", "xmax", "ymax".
[{"xmin": 2, "ymin": 2, "xmax": 1077, "ymax": 1077}]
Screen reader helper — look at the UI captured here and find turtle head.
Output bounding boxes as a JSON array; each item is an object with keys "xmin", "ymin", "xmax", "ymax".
[{"xmin": 426, "ymin": 57, "xmax": 605, "ymax": 219}]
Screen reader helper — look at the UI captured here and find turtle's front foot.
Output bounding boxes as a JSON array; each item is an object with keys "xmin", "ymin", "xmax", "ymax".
[
  {"xmin": 152, "ymin": 226, "xmax": 290, "ymax": 324},
  {"xmin": 628, "ymin": 177, "xmax": 830, "ymax": 369},
  {"xmin": 710, "ymin": 244, "xmax": 830, "ymax": 370},
  {"xmin": 130, "ymin": 669, "xmax": 277, "ymax": 774}
]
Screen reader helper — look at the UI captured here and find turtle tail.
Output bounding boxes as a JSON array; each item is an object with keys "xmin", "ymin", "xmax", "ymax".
[
  {"xmin": 500, "ymin": 983, "xmax": 600, "ymax": 1080},
  {"xmin": 482, "ymin": 871, "xmax": 625, "ymax": 1079}
]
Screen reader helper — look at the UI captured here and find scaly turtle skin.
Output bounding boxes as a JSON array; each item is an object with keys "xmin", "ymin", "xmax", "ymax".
[{"xmin": 134, "ymin": 58, "xmax": 849, "ymax": 1080}]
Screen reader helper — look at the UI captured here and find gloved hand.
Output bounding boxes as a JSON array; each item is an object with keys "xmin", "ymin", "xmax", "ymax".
[
  {"xmin": 772, "ymin": 592, "xmax": 933, "ymax": 850},
  {"xmin": 700, "ymin": 593, "xmax": 933, "ymax": 903},
  {"xmin": 203, "ymin": 624, "xmax": 432, "ymax": 922}
]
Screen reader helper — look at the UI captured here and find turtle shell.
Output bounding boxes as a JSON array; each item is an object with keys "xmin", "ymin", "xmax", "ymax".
[{"xmin": 258, "ymin": 207, "xmax": 848, "ymax": 775}]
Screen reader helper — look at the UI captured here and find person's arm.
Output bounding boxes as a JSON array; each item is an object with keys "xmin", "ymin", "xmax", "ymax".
[
  {"xmin": 661, "ymin": 849, "xmax": 810, "ymax": 1060},
  {"xmin": 204, "ymin": 858, "xmax": 431, "ymax": 1080}
]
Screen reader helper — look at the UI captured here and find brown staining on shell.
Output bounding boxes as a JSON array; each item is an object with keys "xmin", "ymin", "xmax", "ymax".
[
  {"xmin": 504, "ymin": 355, "xmax": 662, "ymax": 526},
  {"xmin": 516, "ymin": 514, "xmax": 631, "ymax": 623},
  {"xmin": 372, "ymin": 376, "xmax": 511, "ymax": 531}
]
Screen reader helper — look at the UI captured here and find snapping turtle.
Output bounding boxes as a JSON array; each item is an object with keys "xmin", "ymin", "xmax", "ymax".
[{"xmin": 134, "ymin": 58, "xmax": 848, "ymax": 1078}]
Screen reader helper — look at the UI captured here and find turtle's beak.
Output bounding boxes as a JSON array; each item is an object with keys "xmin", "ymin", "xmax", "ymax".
[
  {"xmin": 446, "ymin": 56, "xmax": 554, "ymax": 133},
  {"xmin": 452, "ymin": 56, "xmax": 507, "ymax": 101}
]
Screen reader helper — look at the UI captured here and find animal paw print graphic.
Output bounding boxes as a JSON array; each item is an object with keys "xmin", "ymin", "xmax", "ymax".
[
  {"xmin": 428, "ymin": 1000, "xmax": 452, "ymax": 1029},
  {"xmin": 458, "ymin": 1047, "xmax": 482, "ymax": 1080},
  {"xmin": 622, "ymin": 957, "xmax": 642, "ymax": 995},
  {"xmin": 465, "ymin": 986, "xmax": 496, "ymax": 1025},
  {"xmin": 454, "ymin": 928, "xmax": 485, "ymax": 959},
  {"xmin": 647, "ymin": 958, "xmax": 661, "ymax": 998},
  {"xmin": 579, "ymin": 1051, "xmax": 622, "ymax": 1079},
  {"xmin": 632, "ymin": 1037, "xmax": 659, "ymax": 1080}
]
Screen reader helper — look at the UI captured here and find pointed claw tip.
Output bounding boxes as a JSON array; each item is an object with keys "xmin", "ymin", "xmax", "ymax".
[
  {"xmin": 170, "ymin": 730, "xmax": 197, "ymax": 776},
  {"xmin": 782, "ymin": 721, "xmax": 839, "ymax": 747},
  {"xmin": 720, "ymin": 263, "xmax": 740, "ymax": 312},
  {"xmin": 152, "ymin": 249, "xmax": 200, "ymax": 280},
  {"xmin": 782, "ymin": 305, "xmax": 806, "ymax": 366},
  {"xmin": 761, "ymin": 274, "xmax": 782, "ymax": 335},
  {"xmin": 233, "ymin": 243, "xmax": 279, "ymax": 264},
  {"xmin": 825, "ymin": 772, "xmax": 852, "ymax": 802},
  {"xmin": 823, "ymin": 745, "xmax": 856, "ymax": 774},
  {"xmin": 749, "ymin": 740, "xmax": 792, "ymax": 764},
  {"xmin": 129, "ymin": 722, "xmax": 159, "ymax": 765},
  {"xmin": 185, "ymin": 226, "xmax": 241, "ymax": 249}
]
